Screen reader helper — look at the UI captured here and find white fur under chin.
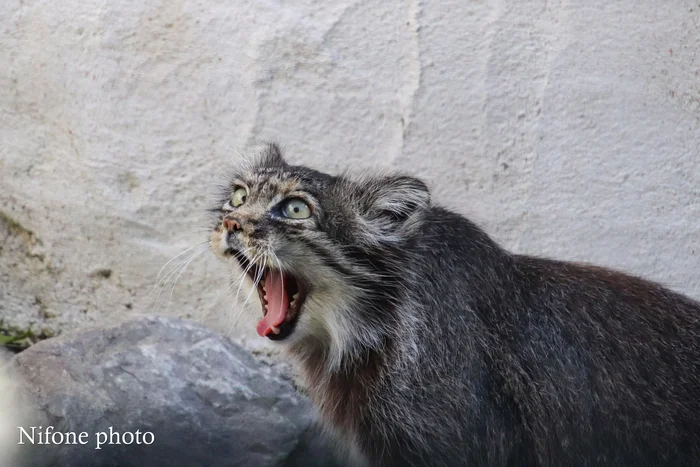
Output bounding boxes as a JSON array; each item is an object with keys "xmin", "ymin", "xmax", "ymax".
[{"xmin": 282, "ymin": 272, "xmax": 385, "ymax": 372}]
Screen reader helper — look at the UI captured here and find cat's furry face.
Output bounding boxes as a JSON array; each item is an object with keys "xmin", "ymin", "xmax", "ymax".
[{"xmin": 210, "ymin": 144, "xmax": 430, "ymax": 366}]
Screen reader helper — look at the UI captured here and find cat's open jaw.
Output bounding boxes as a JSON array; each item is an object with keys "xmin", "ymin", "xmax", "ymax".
[{"xmin": 232, "ymin": 250, "xmax": 308, "ymax": 341}]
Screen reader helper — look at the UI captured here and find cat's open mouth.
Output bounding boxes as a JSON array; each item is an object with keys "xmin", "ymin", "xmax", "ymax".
[{"xmin": 232, "ymin": 250, "xmax": 307, "ymax": 341}]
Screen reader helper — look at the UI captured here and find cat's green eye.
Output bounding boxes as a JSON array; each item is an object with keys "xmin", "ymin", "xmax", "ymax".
[
  {"xmin": 282, "ymin": 198, "xmax": 311, "ymax": 219},
  {"xmin": 231, "ymin": 187, "xmax": 248, "ymax": 207}
]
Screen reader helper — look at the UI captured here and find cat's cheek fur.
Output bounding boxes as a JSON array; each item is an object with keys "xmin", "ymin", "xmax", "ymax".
[{"xmin": 209, "ymin": 228, "xmax": 228, "ymax": 257}]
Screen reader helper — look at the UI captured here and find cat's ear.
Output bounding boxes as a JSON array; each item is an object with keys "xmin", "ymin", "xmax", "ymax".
[
  {"xmin": 261, "ymin": 143, "xmax": 286, "ymax": 166},
  {"xmin": 368, "ymin": 175, "xmax": 431, "ymax": 221},
  {"xmin": 248, "ymin": 142, "xmax": 287, "ymax": 168},
  {"xmin": 358, "ymin": 175, "xmax": 431, "ymax": 238}
]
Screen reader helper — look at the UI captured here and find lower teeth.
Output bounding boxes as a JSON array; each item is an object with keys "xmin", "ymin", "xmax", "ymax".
[{"xmin": 271, "ymin": 326, "xmax": 281, "ymax": 335}]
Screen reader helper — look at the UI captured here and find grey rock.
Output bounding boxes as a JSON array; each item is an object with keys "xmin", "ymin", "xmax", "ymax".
[{"xmin": 10, "ymin": 315, "xmax": 343, "ymax": 467}]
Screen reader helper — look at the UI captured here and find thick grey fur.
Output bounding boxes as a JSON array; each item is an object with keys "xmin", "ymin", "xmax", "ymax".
[{"xmin": 211, "ymin": 144, "xmax": 700, "ymax": 467}]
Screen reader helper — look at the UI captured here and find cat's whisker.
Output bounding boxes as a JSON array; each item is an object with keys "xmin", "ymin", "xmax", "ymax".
[
  {"xmin": 150, "ymin": 244, "xmax": 209, "ymax": 314},
  {"xmin": 226, "ymin": 251, "xmax": 262, "ymax": 337},
  {"xmin": 242, "ymin": 251, "xmax": 266, "ymax": 309},
  {"xmin": 164, "ymin": 247, "xmax": 209, "ymax": 314},
  {"xmin": 152, "ymin": 241, "xmax": 208, "ymax": 289},
  {"xmin": 271, "ymin": 251, "xmax": 285, "ymax": 319},
  {"xmin": 214, "ymin": 251, "xmax": 255, "ymax": 309},
  {"xmin": 149, "ymin": 249, "xmax": 203, "ymax": 308},
  {"xmin": 230, "ymin": 249, "xmax": 269, "ymax": 334}
]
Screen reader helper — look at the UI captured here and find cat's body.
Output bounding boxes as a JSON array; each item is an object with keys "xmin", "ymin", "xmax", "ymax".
[{"xmin": 209, "ymin": 144, "xmax": 700, "ymax": 466}]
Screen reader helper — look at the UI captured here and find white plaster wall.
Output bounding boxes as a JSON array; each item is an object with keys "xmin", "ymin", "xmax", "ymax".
[{"xmin": 1, "ymin": 0, "xmax": 699, "ymax": 347}]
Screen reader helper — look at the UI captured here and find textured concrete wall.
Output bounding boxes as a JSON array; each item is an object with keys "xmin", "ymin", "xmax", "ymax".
[{"xmin": 1, "ymin": 0, "xmax": 699, "ymax": 347}]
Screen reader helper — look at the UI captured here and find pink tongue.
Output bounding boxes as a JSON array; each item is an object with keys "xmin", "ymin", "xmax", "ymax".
[{"xmin": 256, "ymin": 270, "xmax": 289, "ymax": 337}]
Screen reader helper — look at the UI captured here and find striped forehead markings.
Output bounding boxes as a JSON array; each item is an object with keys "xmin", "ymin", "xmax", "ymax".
[{"xmin": 252, "ymin": 175, "xmax": 301, "ymax": 196}]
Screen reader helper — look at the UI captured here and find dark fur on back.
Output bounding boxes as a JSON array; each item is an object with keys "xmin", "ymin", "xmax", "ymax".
[
  {"xmin": 210, "ymin": 145, "xmax": 700, "ymax": 466},
  {"xmin": 371, "ymin": 209, "xmax": 700, "ymax": 466}
]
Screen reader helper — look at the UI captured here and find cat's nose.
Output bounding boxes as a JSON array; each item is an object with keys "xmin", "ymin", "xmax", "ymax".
[{"xmin": 223, "ymin": 218, "xmax": 242, "ymax": 233}]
